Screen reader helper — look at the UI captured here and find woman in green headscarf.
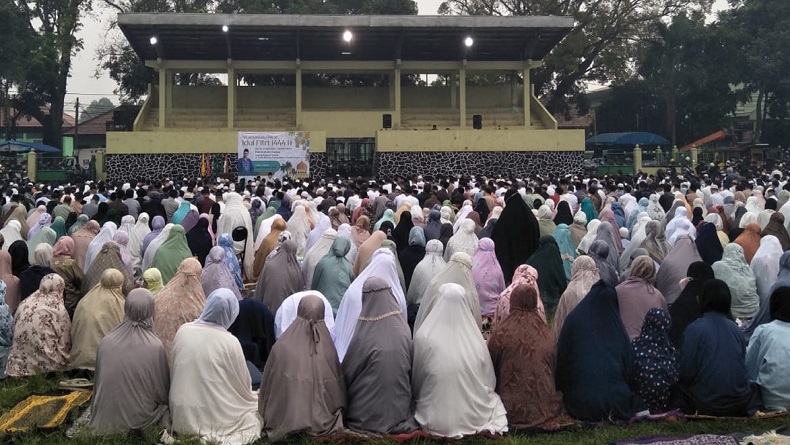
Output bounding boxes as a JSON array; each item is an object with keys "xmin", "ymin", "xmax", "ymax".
[
  {"xmin": 150, "ymin": 225, "xmax": 194, "ymax": 284},
  {"xmin": 581, "ymin": 198, "xmax": 598, "ymax": 226},
  {"xmin": 254, "ymin": 207, "xmax": 277, "ymax": 240},
  {"xmin": 311, "ymin": 237, "xmax": 355, "ymax": 314},
  {"xmin": 50, "ymin": 216, "xmax": 67, "ymax": 241}
]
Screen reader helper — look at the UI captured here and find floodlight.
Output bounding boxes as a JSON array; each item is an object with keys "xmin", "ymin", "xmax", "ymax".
[
  {"xmin": 343, "ymin": 30, "xmax": 353, "ymax": 42},
  {"xmin": 222, "ymin": 25, "xmax": 229, "ymax": 32},
  {"xmin": 150, "ymin": 36, "xmax": 158, "ymax": 45},
  {"xmin": 464, "ymin": 36, "xmax": 474, "ymax": 47}
]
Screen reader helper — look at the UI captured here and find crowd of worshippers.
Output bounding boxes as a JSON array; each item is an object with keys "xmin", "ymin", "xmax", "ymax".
[{"xmin": 1, "ymin": 168, "xmax": 790, "ymax": 442}]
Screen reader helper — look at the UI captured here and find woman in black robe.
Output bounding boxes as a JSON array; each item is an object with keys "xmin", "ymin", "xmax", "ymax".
[
  {"xmin": 695, "ymin": 223, "xmax": 724, "ymax": 265},
  {"xmin": 525, "ymin": 236, "xmax": 568, "ymax": 316},
  {"xmin": 398, "ymin": 227, "xmax": 426, "ymax": 290},
  {"xmin": 391, "ymin": 211, "xmax": 414, "ymax": 254},
  {"xmin": 438, "ymin": 223, "xmax": 453, "ymax": 252},
  {"xmin": 553, "ymin": 201, "xmax": 574, "ymax": 226},
  {"xmin": 491, "ymin": 189, "xmax": 540, "ymax": 284},
  {"xmin": 556, "ymin": 281, "xmax": 646, "ymax": 421},
  {"xmin": 185, "ymin": 217, "xmax": 214, "ymax": 266},
  {"xmin": 668, "ymin": 261, "xmax": 714, "ymax": 348}
]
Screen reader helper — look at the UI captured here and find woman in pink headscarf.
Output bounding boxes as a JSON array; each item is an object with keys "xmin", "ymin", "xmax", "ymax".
[
  {"xmin": 473, "ymin": 238, "xmax": 507, "ymax": 339},
  {"xmin": 493, "ymin": 264, "xmax": 545, "ymax": 327}
]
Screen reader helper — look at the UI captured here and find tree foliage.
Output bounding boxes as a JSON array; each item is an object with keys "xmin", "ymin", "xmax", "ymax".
[
  {"xmin": 80, "ymin": 97, "xmax": 115, "ymax": 122},
  {"xmin": 437, "ymin": 0, "xmax": 714, "ymax": 115},
  {"xmin": 7, "ymin": 0, "xmax": 89, "ymax": 148}
]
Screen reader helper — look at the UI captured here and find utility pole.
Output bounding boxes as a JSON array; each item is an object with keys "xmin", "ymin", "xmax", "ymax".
[{"xmin": 74, "ymin": 98, "xmax": 79, "ymax": 152}]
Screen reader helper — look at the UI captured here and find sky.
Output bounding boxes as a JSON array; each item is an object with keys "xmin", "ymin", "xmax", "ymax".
[{"xmin": 65, "ymin": 0, "xmax": 724, "ymax": 111}]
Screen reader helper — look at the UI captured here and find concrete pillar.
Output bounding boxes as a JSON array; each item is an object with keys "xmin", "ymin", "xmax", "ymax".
[
  {"xmin": 656, "ymin": 147, "xmax": 663, "ymax": 165},
  {"xmin": 633, "ymin": 144, "xmax": 642, "ymax": 173},
  {"xmin": 672, "ymin": 145, "xmax": 679, "ymax": 164},
  {"xmin": 295, "ymin": 62, "xmax": 302, "ymax": 130},
  {"xmin": 691, "ymin": 146, "xmax": 699, "ymax": 166},
  {"xmin": 394, "ymin": 66, "xmax": 401, "ymax": 128},
  {"xmin": 459, "ymin": 66, "xmax": 466, "ymax": 127},
  {"xmin": 227, "ymin": 64, "xmax": 235, "ymax": 129},
  {"xmin": 95, "ymin": 150, "xmax": 105, "ymax": 181},
  {"xmin": 158, "ymin": 66, "xmax": 166, "ymax": 128},
  {"xmin": 166, "ymin": 72, "xmax": 174, "ymax": 109},
  {"xmin": 450, "ymin": 74, "xmax": 457, "ymax": 109},
  {"xmin": 523, "ymin": 68, "xmax": 531, "ymax": 127},
  {"xmin": 27, "ymin": 150, "xmax": 36, "ymax": 182}
]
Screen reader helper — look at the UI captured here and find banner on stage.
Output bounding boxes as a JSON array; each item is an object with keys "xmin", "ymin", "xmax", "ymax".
[{"xmin": 237, "ymin": 132, "xmax": 310, "ymax": 180}]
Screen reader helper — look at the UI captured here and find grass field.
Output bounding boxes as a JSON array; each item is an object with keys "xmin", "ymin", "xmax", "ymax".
[{"xmin": 1, "ymin": 374, "xmax": 788, "ymax": 445}]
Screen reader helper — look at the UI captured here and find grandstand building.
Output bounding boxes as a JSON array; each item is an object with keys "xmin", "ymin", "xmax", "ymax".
[{"xmin": 108, "ymin": 13, "xmax": 584, "ymax": 181}]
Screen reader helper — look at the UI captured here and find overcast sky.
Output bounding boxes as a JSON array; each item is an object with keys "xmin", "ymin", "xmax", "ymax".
[{"xmin": 66, "ymin": 0, "xmax": 723, "ymax": 110}]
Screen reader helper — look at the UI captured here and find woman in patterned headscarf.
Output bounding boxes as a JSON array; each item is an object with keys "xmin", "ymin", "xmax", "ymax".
[
  {"xmin": 632, "ymin": 308, "xmax": 678, "ymax": 413},
  {"xmin": 6, "ymin": 274, "xmax": 71, "ymax": 377},
  {"xmin": 153, "ymin": 258, "xmax": 205, "ymax": 360},
  {"xmin": 0, "ymin": 280, "xmax": 12, "ymax": 379},
  {"xmin": 493, "ymin": 264, "xmax": 545, "ymax": 327},
  {"xmin": 488, "ymin": 283, "xmax": 574, "ymax": 431}
]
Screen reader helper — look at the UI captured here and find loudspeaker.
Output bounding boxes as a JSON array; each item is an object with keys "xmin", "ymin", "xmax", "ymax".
[
  {"xmin": 383, "ymin": 114, "xmax": 392, "ymax": 129},
  {"xmin": 473, "ymin": 114, "xmax": 483, "ymax": 129}
]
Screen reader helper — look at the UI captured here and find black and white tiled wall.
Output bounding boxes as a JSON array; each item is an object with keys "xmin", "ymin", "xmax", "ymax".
[{"xmin": 106, "ymin": 151, "xmax": 582, "ymax": 182}]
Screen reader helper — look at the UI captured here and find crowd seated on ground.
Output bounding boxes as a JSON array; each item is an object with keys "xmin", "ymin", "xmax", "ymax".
[{"xmin": 3, "ymin": 160, "xmax": 790, "ymax": 442}]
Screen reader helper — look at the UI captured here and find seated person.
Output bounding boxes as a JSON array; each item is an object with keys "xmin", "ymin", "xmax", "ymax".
[
  {"xmin": 745, "ymin": 286, "xmax": 790, "ymax": 411},
  {"xmin": 677, "ymin": 279, "xmax": 758, "ymax": 416},
  {"xmin": 259, "ymin": 294, "xmax": 346, "ymax": 440},
  {"xmin": 170, "ymin": 289, "xmax": 262, "ymax": 445},
  {"xmin": 556, "ymin": 281, "xmax": 646, "ymax": 421},
  {"xmin": 90, "ymin": 289, "xmax": 170, "ymax": 434}
]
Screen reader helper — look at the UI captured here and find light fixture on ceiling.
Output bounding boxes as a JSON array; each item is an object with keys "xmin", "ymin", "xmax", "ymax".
[
  {"xmin": 149, "ymin": 36, "xmax": 158, "ymax": 45},
  {"xmin": 343, "ymin": 30, "xmax": 353, "ymax": 42},
  {"xmin": 222, "ymin": 25, "xmax": 229, "ymax": 32},
  {"xmin": 342, "ymin": 51, "xmax": 352, "ymax": 55},
  {"xmin": 464, "ymin": 36, "xmax": 474, "ymax": 47},
  {"xmin": 257, "ymin": 37, "xmax": 269, "ymax": 41}
]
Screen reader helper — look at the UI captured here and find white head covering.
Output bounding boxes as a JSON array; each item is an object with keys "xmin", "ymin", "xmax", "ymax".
[
  {"xmin": 0, "ymin": 220, "xmax": 23, "ymax": 251},
  {"xmin": 577, "ymin": 219, "xmax": 601, "ymax": 254},
  {"xmin": 666, "ymin": 207, "xmax": 696, "ymax": 246},
  {"xmin": 335, "ymin": 223, "xmax": 357, "ymax": 265},
  {"xmin": 647, "ymin": 194, "xmax": 665, "ymax": 221},
  {"xmin": 453, "ymin": 205, "xmax": 473, "ymax": 234},
  {"xmin": 286, "ymin": 205, "xmax": 312, "ymax": 258},
  {"xmin": 304, "ymin": 212, "xmax": 332, "ymax": 255},
  {"xmin": 444, "ymin": 219, "xmax": 479, "ymax": 262},
  {"xmin": 745, "ymin": 196, "xmax": 762, "ymax": 214},
  {"xmin": 332, "ymin": 248, "xmax": 406, "ymax": 362},
  {"xmin": 129, "ymin": 213, "xmax": 151, "ymax": 274},
  {"xmin": 412, "ymin": 282, "xmax": 508, "ymax": 437},
  {"xmin": 757, "ymin": 210, "xmax": 774, "ymax": 231},
  {"xmin": 414, "ymin": 252, "xmax": 480, "ymax": 334},
  {"xmin": 739, "ymin": 211, "xmax": 759, "ymax": 229},
  {"xmin": 119, "ymin": 215, "xmax": 135, "ymax": 236},
  {"xmin": 301, "ymin": 229, "xmax": 337, "ymax": 288},
  {"xmin": 85, "ymin": 222, "xmax": 118, "ymax": 272},
  {"xmin": 406, "ymin": 240, "xmax": 447, "ymax": 305},
  {"xmin": 751, "ymin": 235, "xmax": 783, "ymax": 302},
  {"xmin": 215, "ymin": 192, "xmax": 255, "ymax": 279},
  {"xmin": 141, "ymin": 224, "xmax": 173, "ymax": 272},
  {"xmin": 254, "ymin": 214, "xmax": 282, "ymax": 251},
  {"xmin": 273, "ymin": 290, "xmax": 335, "ymax": 339}
]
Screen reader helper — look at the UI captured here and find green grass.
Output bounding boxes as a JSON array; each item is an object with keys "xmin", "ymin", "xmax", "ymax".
[{"xmin": 1, "ymin": 375, "xmax": 788, "ymax": 445}]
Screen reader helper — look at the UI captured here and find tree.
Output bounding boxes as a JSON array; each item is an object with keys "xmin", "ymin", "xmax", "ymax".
[
  {"xmin": 10, "ymin": 0, "xmax": 90, "ymax": 148},
  {"xmin": 720, "ymin": 0, "xmax": 790, "ymax": 144},
  {"xmin": 0, "ymin": 1, "xmax": 37, "ymax": 141},
  {"xmin": 80, "ymin": 97, "xmax": 115, "ymax": 122},
  {"xmin": 437, "ymin": 0, "xmax": 715, "ymax": 115}
]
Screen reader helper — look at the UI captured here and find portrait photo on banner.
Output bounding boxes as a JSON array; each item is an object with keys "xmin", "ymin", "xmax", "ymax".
[{"xmin": 237, "ymin": 132, "xmax": 311, "ymax": 180}]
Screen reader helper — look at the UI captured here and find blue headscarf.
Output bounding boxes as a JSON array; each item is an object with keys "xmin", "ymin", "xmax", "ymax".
[
  {"xmin": 580, "ymin": 198, "xmax": 597, "ymax": 226},
  {"xmin": 627, "ymin": 198, "xmax": 649, "ymax": 233},
  {"xmin": 218, "ymin": 233, "xmax": 244, "ymax": 290},
  {"xmin": 171, "ymin": 201, "xmax": 191, "ymax": 225},
  {"xmin": 611, "ymin": 202, "xmax": 627, "ymax": 228},
  {"xmin": 552, "ymin": 224, "xmax": 576, "ymax": 281}
]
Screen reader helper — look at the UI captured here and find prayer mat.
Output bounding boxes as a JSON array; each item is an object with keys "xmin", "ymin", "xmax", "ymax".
[
  {"xmin": 612, "ymin": 434, "xmax": 738, "ymax": 445},
  {"xmin": 0, "ymin": 391, "xmax": 92, "ymax": 433},
  {"xmin": 686, "ymin": 412, "xmax": 788, "ymax": 421}
]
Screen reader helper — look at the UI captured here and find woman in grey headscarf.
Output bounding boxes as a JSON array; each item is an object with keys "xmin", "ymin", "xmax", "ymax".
[
  {"xmin": 616, "ymin": 256, "xmax": 666, "ymax": 340},
  {"xmin": 712, "ymin": 243, "xmax": 760, "ymax": 320},
  {"xmin": 593, "ymin": 221, "xmax": 620, "ymax": 274},
  {"xmin": 69, "ymin": 214, "xmax": 89, "ymax": 236},
  {"xmin": 202, "ymin": 246, "xmax": 242, "ymax": 300},
  {"xmin": 311, "ymin": 237, "xmax": 354, "ymax": 315},
  {"xmin": 588, "ymin": 240, "xmax": 619, "ymax": 288},
  {"xmin": 406, "ymin": 239, "xmax": 446, "ymax": 306},
  {"xmin": 342, "ymin": 277, "xmax": 416, "ymax": 434},
  {"xmin": 640, "ymin": 221, "xmax": 671, "ymax": 264},
  {"xmin": 90, "ymin": 288, "xmax": 170, "ymax": 435},
  {"xmin": 255, "ymin": 239, "xmax": 304, "ymax": 313},
  {"xmin": 655, "ymin": 234, "xmax": 702, "ymax": 304},
  {"xmin": 259, "ymin": 295, "xmax": 345, "ymax": 441}
]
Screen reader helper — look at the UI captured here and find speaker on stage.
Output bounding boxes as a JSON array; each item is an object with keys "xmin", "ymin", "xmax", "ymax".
[
  {"xmin": 473, "ymin": 114, "xmax": 483, "ymax": 129},
  {"xmin": 383, "ymin": 114, "xmax": 392, "ymax": 129}
]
